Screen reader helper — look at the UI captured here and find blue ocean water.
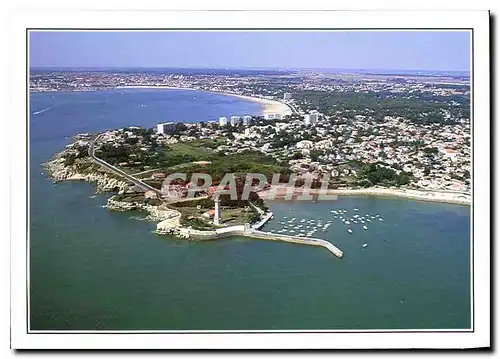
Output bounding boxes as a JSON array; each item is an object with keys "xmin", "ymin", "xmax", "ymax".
[{"xmin": 29, "ymin": 89, "xmax": 471, "ymax": 331}]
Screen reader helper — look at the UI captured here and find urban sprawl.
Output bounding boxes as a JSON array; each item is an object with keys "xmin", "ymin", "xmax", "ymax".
[{"xmin": 32, "ymin": 69, "xmax": 471, "ymax": 193}]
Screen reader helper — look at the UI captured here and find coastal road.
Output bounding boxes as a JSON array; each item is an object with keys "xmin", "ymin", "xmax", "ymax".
[
  {"xmin": 283, "ymin": 101, "xmax": 300, "ymax": 115},
  {"xmin": 89, "ymin": 134, "xmax": 162, "ymax": 196}
]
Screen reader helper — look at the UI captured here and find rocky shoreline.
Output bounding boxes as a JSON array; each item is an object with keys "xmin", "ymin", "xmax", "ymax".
[
  {"xmin": 106, "ymin": 196, "xmax": 180, "ymax": 223},
  {"xmin": 43, "ymin": 154, "xmax": 180, "ymax": 223},
  {"xmin": 43, "ymin": 156, "xmax": 130, "ymax": 193}
]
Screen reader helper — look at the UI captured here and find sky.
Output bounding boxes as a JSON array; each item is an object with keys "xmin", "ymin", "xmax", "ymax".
[{"xmin": 29, "ymin": 31, "xmax": 471, "ymax": 72}]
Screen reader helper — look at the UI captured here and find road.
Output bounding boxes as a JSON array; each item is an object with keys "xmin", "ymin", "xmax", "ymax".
[
  {"xmin": 88, "ymin": 134, "xmax": 162, "ymax": 195},
  {"xmin": 282, "ymin": 100, "xmax": 300, "ymax": 115}
]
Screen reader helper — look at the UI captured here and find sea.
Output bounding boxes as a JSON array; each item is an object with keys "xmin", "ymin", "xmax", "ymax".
[{"xmin": 29, "ymin": 88, "xmax": 471, "ymax": 331}]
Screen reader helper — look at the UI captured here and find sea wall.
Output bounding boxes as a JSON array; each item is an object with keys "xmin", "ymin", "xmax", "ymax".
[
  {"xmin": 175, "ymin": 225, "xmax": 247, "ymax": 240},
  {"xmin": 156, "ymin": 223, "xmax": 343, "ymax": 258}
]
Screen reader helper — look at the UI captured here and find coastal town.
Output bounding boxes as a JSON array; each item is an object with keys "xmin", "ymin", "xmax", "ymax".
[{"xmin": 33, "ymin": 68, "xmax": 471, "ymax": 196}]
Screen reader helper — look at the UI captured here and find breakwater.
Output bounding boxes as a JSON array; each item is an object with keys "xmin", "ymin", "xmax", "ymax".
[
  {"xmin": 248, "ymin": 230, "xmax": 344, "ymax": 258},
  {"xmin": 156, "ymin": 223, "xmax": 343, "ymax": 258}
]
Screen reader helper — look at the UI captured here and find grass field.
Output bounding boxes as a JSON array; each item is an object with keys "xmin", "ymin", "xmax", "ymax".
[{"xmin": 168, "ymin": 140, "xmax": 217, "ymax": 159}]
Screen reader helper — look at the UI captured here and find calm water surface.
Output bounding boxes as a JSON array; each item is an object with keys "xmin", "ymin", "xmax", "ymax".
[{"xmin": 29, "ymin": 89, "xmax": 471, "ymax": 330}]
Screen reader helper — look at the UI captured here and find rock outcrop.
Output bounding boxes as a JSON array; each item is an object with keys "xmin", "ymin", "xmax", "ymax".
[{"xmin": 44, "ymin": 157, "xmax": 130, "ymax": 194}]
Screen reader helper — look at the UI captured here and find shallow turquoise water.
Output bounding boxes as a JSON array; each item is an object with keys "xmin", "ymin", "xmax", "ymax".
[{"xmin": 29, "ymin": 90, "xmax": 471, "ymax": 330}]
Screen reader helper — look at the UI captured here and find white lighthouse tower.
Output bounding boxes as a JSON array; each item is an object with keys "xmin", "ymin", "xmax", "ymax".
[{"xmin": 214, "ymin": 193, "xmax": 221, "ymax": 226}]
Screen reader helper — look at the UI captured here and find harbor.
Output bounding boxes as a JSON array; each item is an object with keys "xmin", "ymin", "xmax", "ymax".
[{"xmin": 156, "ymin": 222, "xmax": 344, "ymax": 258}]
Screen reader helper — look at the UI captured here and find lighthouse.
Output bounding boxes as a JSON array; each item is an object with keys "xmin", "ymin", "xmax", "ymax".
[{"xmin": 214, "ymin": 193, "xmax": 221, "ymax": 226}]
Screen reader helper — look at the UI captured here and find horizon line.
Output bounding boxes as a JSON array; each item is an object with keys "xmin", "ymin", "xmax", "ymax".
[{"xmin": 29, "ymin": 66, "xmax": 471, "ymax": 74}]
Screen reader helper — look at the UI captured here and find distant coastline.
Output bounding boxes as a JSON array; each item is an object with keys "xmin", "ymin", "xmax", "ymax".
[{"xmin": 114, "ymin": 85, "xmax": 292, "ymax": 115}]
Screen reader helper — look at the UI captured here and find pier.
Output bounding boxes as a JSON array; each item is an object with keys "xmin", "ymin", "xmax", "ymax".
[
  {"xmin": 156, "ymin": 223, "xmax": 343, "ymax": 258},
  {"xmin": 251, "ymin": 211, "xmax": 274, "ymax": 230},
  {"xmin": 248, "ymin": 229, "xmax": 343, "ymax": 258}
]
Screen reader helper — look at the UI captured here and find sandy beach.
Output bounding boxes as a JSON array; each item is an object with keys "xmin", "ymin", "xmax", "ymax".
[
  {"xmin": 224, "ymin": 93, "xmax": 292, "ymax": 115},
  {"xmin": 114, "ymin": 85, "xmax": 292, "ymax": 116},
  {"xmin": 258, "ymin": 186, "xmax": 471, "ymax": 206}
]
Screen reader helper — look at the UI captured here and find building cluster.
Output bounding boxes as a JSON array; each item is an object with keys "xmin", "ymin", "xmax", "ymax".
[
  {"xmin": 218, "ymin": 115, "xmax": 253, "ymax": 127},
  {"xmin": 218, "ymin": 113, "xmax": 291, "ymax": 127},
  {"xmin": 153, "ymin": 107, "xmax": 470, "ymax": 193}
]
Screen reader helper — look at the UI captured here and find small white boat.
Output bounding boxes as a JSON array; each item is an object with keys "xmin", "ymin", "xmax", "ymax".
[
  {"xmin": 353, "ymin": 221, "xmax": 357, "ymax": 224},
  {"xmin": 379, "ymin": 218, "xmax": 384, "ymax": 221},
  {"xmin": 345, "ymin": 221, "xmax": 351, "ymax": 225},
  {"xmin": 348, "ymin": 229, "xmax": 353, "ymax": 234},
  {"xmin": 362, "ymin": 244, "xmax": 368, "ymax": 248},
  {"xmin": 367, "ymin": 219, "xmax": 371, "ymax": 222},
  {"xmin": 354, "ymin": 208, "xmax": 359, "ymax": 211},
  {"xmin": 363, "ymin": 225, "xmax": 368, "ymax": 230}
]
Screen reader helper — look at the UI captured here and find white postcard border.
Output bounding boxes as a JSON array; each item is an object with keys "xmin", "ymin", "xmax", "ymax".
[{"xmin": 8, "ymin": 9, "xmax": 490, "ymax": 349}]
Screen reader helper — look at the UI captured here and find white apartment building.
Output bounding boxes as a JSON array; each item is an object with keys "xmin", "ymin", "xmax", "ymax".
[
  {"xmin": 156, "ymin": 122, "xmax": 177, "ymax": 134},
  {"xmin": 230, "ymin": 116, "xmax": 241, "ymax": 126},
  {"xmin": 219, "ymin": 116, "xmax": 228, "ymax": 127},
  {"xmin": 304, "ymin": 113, "xmax": 318, "ymax": 126},
  {"xmin": 264, "ymin": 113, "xmax": 283, "ymax": 120},
  {"xmin": 242, "ymin": 115, "xmax": 252, "ymax": 126}
]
